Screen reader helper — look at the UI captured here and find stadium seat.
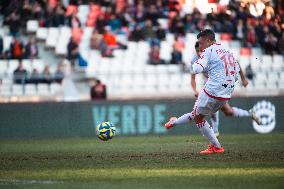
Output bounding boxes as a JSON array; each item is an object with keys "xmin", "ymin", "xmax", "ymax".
[
  {"xmin": 279, "ymin": 82, "xmax": 284, "ymax": 89},
  {"xmin": 32, "ymin": 59, "xmax": 45, "ymax": 72},
  {"xmin": 221, "ymin": 40, "xmax": 230, "ymax": 48},
  {"xmin": 271, "ymin": 61, "xmax": 283, "ymax": 72},
  {"xmin": 220, "ymin": 33, "xmax": 232, "ymax": 41},
  {"xmin": 50, "ymin": 83, "xmax": 62, "ymax": 95},
  {"xmin": 3, "ymin": 36, "xmax": 12, "ymax": 52},
  {"xmin": 230, "ymin": 48, "xmax": 240, "ymax": 60},
  {"xmin": 0, "ymin": 84, "xmax": 11, "ymax": 96},
  {"xmin": 253, "ymin": 74, "xmax": 266, "ymax": 89},
  {"xmin": 262, "ymin": 55, "xmax": 273, "ymax": 64},
  {"xmin": 22, "ymin": 59, "xmax": 32, "ymax": 72},
  {"xmin": 251, "ymin": 48, "xmax": 262, "ymax": 56},
  {"xmin": 273, "ymin": 55, "xmax": 283, "ymax": 65},
  {"xmin": 240, "ymin": 48, "xmax": 252, "ymax": 56},
  {"xmin": 7, "ymin": 60, "xmax": 19, "ymax": 75},
  {"xmin": 36, "ymin": 27, "xmax": 48, "ymax": 41},
  {"xmin": 37, "ymin": 84, "xmax": 50, "ymax": 96},
  {"xmin": 230, "ymin": 40, "xmax": 241, "ymax": 48},
  {"xmin": 12, "ymin": 84, "xmax": 24, "ymax": 96},
  {"xmin": 46, "ymin": 27, "xmax": 60, "ymax": 48},
  {"xmin": 24, "ymin": 84, "xmax": 37, "ymax": 96},
  {"xmin": 250, "ymin": 56, "xmax": 262, "ymax": 72},
  {"xmin": 239, "ymin": 56, "xmax": 250, "ymax": 69},
  {"xmin": 72, "ymin": 28, "xmax": 83, "ymax": 44},
  {"xmin": 56, "ymin": 27, "xmax": 72, "ymax": 55},
  {"xmin": 65, "ymin": 5, "xmax": 78, "ymax": 16},
  {"xmin": 26, "ymin": 20, "xmax": 39, "ymax": 33},
  {"xmin": 0, "ymin": 60, "xmax": 8, "ymax": 76},
  {"xmin": 160, "ymin": 41, "xmax": 172, "ymax": 62}
]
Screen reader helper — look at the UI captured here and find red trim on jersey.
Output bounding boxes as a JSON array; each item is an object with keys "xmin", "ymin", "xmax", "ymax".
[
  {"xmin": 203, "ymin": 89, "xmax": 231, "ymax": 101},
  {"xmin": 195, "ymin": 62, "xmax": 204, "ymax": 70},
  {"xmin": 214, "ymin": 42, "xmax": 221, "ymax": 45}
]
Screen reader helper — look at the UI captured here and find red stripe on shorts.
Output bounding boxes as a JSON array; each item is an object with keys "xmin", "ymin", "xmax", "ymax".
[{"xmin": 203, "ymin": 89, "xmax": 230, "ymax": 101}]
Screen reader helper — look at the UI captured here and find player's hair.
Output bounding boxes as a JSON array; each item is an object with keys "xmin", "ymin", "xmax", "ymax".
[
  {"xmin": 197, "ymin": 29, "xmax": 215, "ymax": 41},
  {"xmin": 195, "ymin": 42, "xmax": 199, "ymax": 49}
]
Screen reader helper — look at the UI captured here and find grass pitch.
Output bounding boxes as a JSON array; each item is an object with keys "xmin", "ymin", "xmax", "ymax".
[{"xmin": 0, "ymin": 133, "xmax": 284, "ymax": 189}]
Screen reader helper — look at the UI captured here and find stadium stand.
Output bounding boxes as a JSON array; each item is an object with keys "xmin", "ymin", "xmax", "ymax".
[{"xmin": 0, "ymin": 0, "xmax": 283, "ymax": 102}]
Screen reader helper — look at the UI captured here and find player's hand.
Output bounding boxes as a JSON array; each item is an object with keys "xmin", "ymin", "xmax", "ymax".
[
  {"xmin": 242, "ymin": 79, "xmax": 249, "ymax": 87},
  {"xmin": 194, "ymin": 91, "xmax": 199, "ymax": 98}
]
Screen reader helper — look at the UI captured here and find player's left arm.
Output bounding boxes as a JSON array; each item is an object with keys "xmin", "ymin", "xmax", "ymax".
[{"xmin": 237, "ymin": 61, "xmax": 248, "ymax": 87}]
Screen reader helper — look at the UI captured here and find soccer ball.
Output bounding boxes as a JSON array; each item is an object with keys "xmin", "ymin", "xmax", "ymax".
[{"xmin": 96, "ymin": 122, "xmax": 116, "ymax": 141}]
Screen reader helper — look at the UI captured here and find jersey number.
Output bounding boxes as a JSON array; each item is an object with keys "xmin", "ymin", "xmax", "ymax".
[{"xmin": 220, "ymin": 54, "xmax": 235, "ymax": 76}]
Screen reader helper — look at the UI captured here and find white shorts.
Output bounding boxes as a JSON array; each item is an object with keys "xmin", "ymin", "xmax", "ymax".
[{"xmin": 194, "ymin": 90, "xmax": 228, "ymax": 116}]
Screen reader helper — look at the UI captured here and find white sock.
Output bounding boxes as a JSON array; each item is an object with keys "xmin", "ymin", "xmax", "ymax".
[
  {"xmin": 210, "ymin": 111, "xmax": 219, "ymax": 134},
  {"xmin": 173, "ymin": 112, "xmax": 194, "ymax": 126},
  {"xmin": 232, "ymin": 107, "xmax": 250, "ymax": 117},
  {"xmin": 197, "ymin": 120, "xmax": 221, "ymax": 148}
]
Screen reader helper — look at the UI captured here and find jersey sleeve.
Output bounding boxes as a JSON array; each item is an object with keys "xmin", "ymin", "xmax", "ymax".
[
  {"xmin": 190, "ymin": 54, "xmax": 199, "ymax": 65},
  {"xmin": 192, "ymin": 48, "xmax": 210, "ymax": 74}
]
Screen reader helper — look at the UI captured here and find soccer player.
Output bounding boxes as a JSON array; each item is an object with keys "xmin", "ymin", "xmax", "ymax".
[
  {"xmin": 191, "ymin": 42, "xmax": 261, "ymax": 137},
  {"xmin": 165, "ymin": 29, "xmax": 241, "ymax": 154}
]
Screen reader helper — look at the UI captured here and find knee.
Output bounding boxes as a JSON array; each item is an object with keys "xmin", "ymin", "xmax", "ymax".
[
  {"xmin": 194, "ymin": 115, "xmax": 205, "ymax": 124},
  {"xmin": 224, "ymin": 109, "xmax": 234, "ymax": 116}
]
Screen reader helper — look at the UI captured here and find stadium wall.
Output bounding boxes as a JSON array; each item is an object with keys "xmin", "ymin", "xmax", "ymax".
[{"xmin": 0, "ymin": 96, "xmax": 282, "ymax": 140}]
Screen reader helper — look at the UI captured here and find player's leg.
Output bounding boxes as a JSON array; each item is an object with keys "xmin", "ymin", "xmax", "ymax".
[
  {"xmin": 221, "ymin": 103, "xmax": 250, "ymax": 117},
  {"xmin": 193, "ymin": 91, "xmax": 225, "ymax": 154},
  {"xmin": 221, "ymin": 103, "xmax": 261, "ymax": 124},
  {"xmin": 210, "ymin": 111, "xmax": 220, "ymax": 137},
  {"xmin": 195, "ymin": 114, "xmax": 221, "ymax": 147},
  {"xmin": 164, "ymin": 111, "xmax": 194, "ymax": 129}
]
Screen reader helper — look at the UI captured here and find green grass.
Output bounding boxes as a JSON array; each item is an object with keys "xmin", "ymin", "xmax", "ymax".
[{"xmin": 0, "ymin": 134, "xmax": 284, "ymax": 189}]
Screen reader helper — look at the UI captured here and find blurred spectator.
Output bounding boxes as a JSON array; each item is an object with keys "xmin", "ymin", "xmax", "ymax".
[
  {"xmin": 245, "ymin": 26, "xmax": 256, "ymax": 47},
  {"xmin": 5, "ymin": 11, "xmax": 21, "ymax": 37},
  {"xmin": 54, "ymin": 63, "xmax": 65, "ymax": 84},
  {"xmin": 25, "ymin": 37, "xmax": 39, "ymax": 59},
  {"xmin": 90, "ymin": 29, "xmax": 103, "ymax": 49},
  {"xmin": 278, "ymin": 33, "xmax": 284, "ymax": 56},
  {"xmin": 96, "ymin": 14, "xmax": 108, "ymax": 34},
  {"xmin": 52, "ymin": 4, "xmax": 66, "ymax": 27},
  {"xmin": 142, "ymin": 20, "xmax": 155, "ymax": 40},
  {"xmin": 42, "ymin": 65, "xmax": 52, "ymax": 84},
  {"xmin": 13, "ymin": 60, "xmax": 28, "ymax": 84},
  {"xmin": 28, "ymin": 68, "xmax": 40, "ymax": 84},
  {"xmin": 129, "ymin": 24, "xmax": 144, "ymax": 41},
  {"xmin": 148, "ymin": 45, "xmax": 164, "ymax": 65},
  {"xmin": 245, "ymin": 64, "xmax": 255, "ymax": 80},
  {"xmin": 156, "ymin": 24, "xmax": 166, "ymax": 41},
  {"xmin": 67, "ymin": 37, "xmax": 79, "ymax": 63},
  {"xmin": 67, "ymin": 12, "xmax": 81, "ymax": 28},
  {"xmin": 90, "ymin": 79, "xmax": 107, "ymax": 100},
  {"xmin": 170, "ymin": 36, "xmax": 184, "ymax": 65},
  {"xmin": 0, "ymin": 35, "xmax": 3, "ymax": 59},
  {"xmin": 108, "ymin": 14, "xmax": 122, "ymax": 33},
  {"xmin": 10, "ymin": 37, "xmax": 25, "ymax": 59},
  {"xmin": 103, "ymin": 27, "xmax": 127, "ymax": 52},
  {"xmin": 263, "ymin": 33, "xmax": 278, "ymax": 55}
]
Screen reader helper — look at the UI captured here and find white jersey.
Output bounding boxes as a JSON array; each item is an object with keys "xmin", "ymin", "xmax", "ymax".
[
  {"xmin": 192, "ymin": 43, "xmax": 239, "ymax": 99},
  {"xmin": 191, "ymin": 53, "xmax": 208, "ymax": 78}
]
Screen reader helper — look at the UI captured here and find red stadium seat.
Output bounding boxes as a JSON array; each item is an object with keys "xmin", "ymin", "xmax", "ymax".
[
  {"xmin": 90, "ymin": 4, "xmax": 101, "ymax": 13},
  {"xmin": 48, "ymin": 0, "xmax": 57, "ymax": 8},
  {"xmin": 220, "ymin": 33, "xmax": 232, "ymax": 41},
  {"xmin": 72, "ymin": 28, "xmax": 83, "ymax": 44},
  {"xmin": 240, "ymin": 48, "xmax": 252, "ymax": 56},
  {"xmin": 66, "ymin": 5, "xmax": 78, "ymax": 16},
  {"xmin": 86, "ymin": 18, "xmax": 96, "ymax": 27}
]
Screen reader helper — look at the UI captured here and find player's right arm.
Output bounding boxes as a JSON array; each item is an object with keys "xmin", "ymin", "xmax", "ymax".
[
  {"xmin": 190, "ymin": 74, "xmax": 199, "ymax": 98},
  {"xmin": 192, "ymin": 49, "xmax": 209, "ymax": 74}
]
